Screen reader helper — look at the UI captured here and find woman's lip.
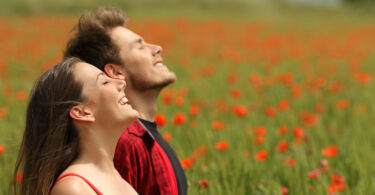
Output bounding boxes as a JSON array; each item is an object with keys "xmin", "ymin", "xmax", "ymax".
[{"xmin": 154, "ymin": 60, "xmax": 163, "ymax": 65}]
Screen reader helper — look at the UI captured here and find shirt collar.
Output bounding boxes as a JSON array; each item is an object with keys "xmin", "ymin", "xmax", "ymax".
[{"xmin": 128, "ymin": 119, "xmax": 148, "ymax": 137}]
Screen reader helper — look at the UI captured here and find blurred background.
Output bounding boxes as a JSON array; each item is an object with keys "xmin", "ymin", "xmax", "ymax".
[
  {"xmin": 1, "ymin": 0, "xmax": 375, "ymax": 194},
  {"xmin": 1, "ymin": 0, "xmax": 375, "ymax": 16}
]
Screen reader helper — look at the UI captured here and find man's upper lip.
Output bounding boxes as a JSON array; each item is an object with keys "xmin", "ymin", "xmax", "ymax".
[{"xmin": 154, "ymin": 59, "xmax": 163, "ymax": 65}]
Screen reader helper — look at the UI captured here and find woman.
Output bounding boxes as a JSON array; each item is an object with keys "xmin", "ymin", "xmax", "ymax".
[{"xmin": 14, "ymin": 57, "xmax": 139, "ymax": 195}]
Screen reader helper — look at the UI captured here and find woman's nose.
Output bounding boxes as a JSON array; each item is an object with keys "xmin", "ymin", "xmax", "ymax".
[{"xmin": 113, "ymin": 78, "xmax": 126, "ymax": 91}]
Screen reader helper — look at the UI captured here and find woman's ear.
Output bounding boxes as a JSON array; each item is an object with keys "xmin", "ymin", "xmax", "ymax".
[
  {"xmin": 69, "ymin": 105, "xmax": 95, "ymax": 122},
  {"xmin": 104, "ymin": 64, "xmax": 125, "ymax": 80}
]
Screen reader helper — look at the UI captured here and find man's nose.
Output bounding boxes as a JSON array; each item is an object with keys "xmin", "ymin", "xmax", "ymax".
[{"xmin": 152, "ymin": 44, "xmax": 162, "ymax": 56}]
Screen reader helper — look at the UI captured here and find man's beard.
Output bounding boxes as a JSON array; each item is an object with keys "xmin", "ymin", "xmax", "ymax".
[{"xmin": 129, "ymin": 76, "xmax": 175, "ymax": 91}]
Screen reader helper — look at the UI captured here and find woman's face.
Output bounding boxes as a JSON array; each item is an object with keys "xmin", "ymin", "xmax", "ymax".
[{"xmin": 74, "ymin": 62, "xmax": 139, "ymax": 127}]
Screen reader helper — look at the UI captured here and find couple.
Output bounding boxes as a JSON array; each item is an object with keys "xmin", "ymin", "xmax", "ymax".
[{"xmin": 14, "ymin": 7, "xmax": 187, "ymax": 195}]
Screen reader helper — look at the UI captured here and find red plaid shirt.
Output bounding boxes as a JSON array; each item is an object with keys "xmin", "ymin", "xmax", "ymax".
[{"xmin": 114, "ymin": 120, "xmax": 178, "ymax": 195}]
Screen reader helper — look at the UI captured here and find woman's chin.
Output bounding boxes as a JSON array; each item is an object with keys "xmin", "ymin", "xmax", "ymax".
[{"xmin": 122, "ymin": 111, "xmax": 139, "ymax": 126}]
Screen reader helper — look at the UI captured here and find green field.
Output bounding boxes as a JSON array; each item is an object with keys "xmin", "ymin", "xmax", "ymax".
[{"xmin": 1, "ymin": 2, "xmax": 375, "ymax": 194}]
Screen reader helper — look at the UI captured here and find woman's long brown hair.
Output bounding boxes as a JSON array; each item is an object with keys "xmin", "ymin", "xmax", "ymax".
[{"xmin": 14, "ymin": 57, "xmax": 86, "ymax": 195}]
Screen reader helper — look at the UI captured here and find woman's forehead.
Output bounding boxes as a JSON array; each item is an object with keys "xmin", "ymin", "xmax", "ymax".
[{"xmin": 75, "ymin": 62, "xmax": 101, "ymax": 78}]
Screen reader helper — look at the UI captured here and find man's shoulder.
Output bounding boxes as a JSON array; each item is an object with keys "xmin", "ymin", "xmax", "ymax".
[
  {"xmin": 116, "ymin": 120, "xmax": 154, "ymax": 152},
  {"xmin": 114, "ymin": 121, "xmax": 153, "ymax": 166}
]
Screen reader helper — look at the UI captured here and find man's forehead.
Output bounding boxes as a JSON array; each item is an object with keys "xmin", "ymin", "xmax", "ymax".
[{"xmin": 111, "ymin": 26, "xmax": 141, "ymax": 41}]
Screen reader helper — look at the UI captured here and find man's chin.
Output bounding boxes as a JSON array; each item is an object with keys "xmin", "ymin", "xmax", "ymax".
[
  {"xmin": 135, "ymin": 78, "xmax": 176, "ymax": 91},
  {"xmin": 154, "ymin": 77, "xmax": 176, "ymax": 89}
]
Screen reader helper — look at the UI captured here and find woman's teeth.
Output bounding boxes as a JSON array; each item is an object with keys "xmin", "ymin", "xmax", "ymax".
[
  {"xmin": 119, "ymin": 97, "xmax": 128, "ymax": 105},
  {"xmin": 155, "ymin": 62, "xmax": 164, "ymax": 67}
]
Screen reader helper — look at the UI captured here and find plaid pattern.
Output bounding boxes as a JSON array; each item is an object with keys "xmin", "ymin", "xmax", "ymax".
[{"xmin": 114, "ymin": 120, "xmax": 178, "ymax": 195}]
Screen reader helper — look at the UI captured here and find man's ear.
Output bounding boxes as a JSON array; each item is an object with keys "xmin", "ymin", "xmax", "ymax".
[
  {"xmin": 69, "ymin": 105, "xmax": 95, "ymax": 122},
  {"xmin": 104, "ymin": 64, "xmax": 125, "ymax": 80}
]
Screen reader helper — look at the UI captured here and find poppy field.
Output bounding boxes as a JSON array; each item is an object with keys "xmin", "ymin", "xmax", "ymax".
[{"xmin": 1, "ymin": 7, "xmax": 375, "ymax": 195}]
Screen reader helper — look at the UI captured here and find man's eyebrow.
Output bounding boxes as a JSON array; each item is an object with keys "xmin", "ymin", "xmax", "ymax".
[
  {"xmin": 96, "ymin": 72, "xmax": 105, "ymax": 82},
  {"xmin": 131, "ymin": 38, "xmax": 144, "ymax": 48}
]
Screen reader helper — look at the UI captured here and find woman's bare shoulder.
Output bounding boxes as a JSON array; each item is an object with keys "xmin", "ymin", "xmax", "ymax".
[{"xmin": 50, "ymin": 175, "xmax": 96, "ymax": 195}]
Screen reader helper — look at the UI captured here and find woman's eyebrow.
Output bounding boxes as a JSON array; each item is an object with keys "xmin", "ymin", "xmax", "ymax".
[{"xmin": 96, "ymin": 72, "xmax": 105, "ymax": 82}]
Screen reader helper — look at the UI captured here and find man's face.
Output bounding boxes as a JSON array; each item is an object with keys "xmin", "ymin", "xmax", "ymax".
[{"xmin": 109, "ymin": 26, "xmax": 176, "ymax": 91}]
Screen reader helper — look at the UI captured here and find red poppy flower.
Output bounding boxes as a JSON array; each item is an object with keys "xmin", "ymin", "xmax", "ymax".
[
  {"xmin": 16, "ymin": 90, "xmax": 27, "ymax": 101},
  {"xmin": 179, "ymin": 87, "xmax": 189, "ymax": 96},
  {"xmin": 0, "ymin": 60, "xmax": 6, "ymax": 73},
  {"xmin": 281, "ymin": 186, "xmax": 289, "ymax": 195},
  {"xmin": 215, "ymin": 141, "xmax": 229, "ymax": 151},
  {"xmin": 173, "ymin": 112, "xmax": 186, "ymax": 126},
  {"xmin": 194, "ymin": 145, "xmax": 208, "ymax": 158},
  {"xmin": 255, "ymin": 150, "xmax": 268, "ymax": 161},
  {"xmin": 154, "ymin": 114, "xmax": 167, "ymax": 127},
  {"xmin": 253, "ymin": 136, "xmax": 265, "ymax": 145},
  {"xmin": 254, "ymin": 126, "xmax": 267, "ymax": 136},
  {"xmin": 321, "ymin": 145, "xmax": 339, "ymax": 158},
  {"xmin": 249, "ymin": 73, "xmax": 262, "ymax": 87},
  {"xmin": 300, "ymin": 111, "xmax": 319, "ymax": 127},
  {"xmin": 278, "ymin": 99, "xmax": 290, "ymax": 111},
  {"xmin": 277, "ymin": 141, "xmax": 289, "ymax": 153},
  {"xmin": 308, "ymin": 169, "xmax": 320, "ymax": 179},
  {"xmin": 291, "ymin": 85, "xmax": 301, "ymax": 99},
  {"xmin": 198, "ymin": 179, "xmax": 209, "ymax": 189},
  {"xmin": 355, "ymin": 73, "xmax": 371, "ymax": 84},
  {"xmin": 163, "ymin": 132, "xmax": 172, "ymax": 142},
  {"xmin": 190, "ymin": 105, "xmax": 200, "ymax": 116},
  {"xmin": 278, "ymin": 126, "xmax": 288, "ymax": 135},
  {"xmin": 15, "ymin": 172, "xmax": 23, "ymax": 184},
  {"xmin": 293, "ymin": 126, "xmax": 304, "ymax": 138},
  {"xmin": 265, "ymin": 107, "xmax": 276, "ymax": 117},
  {"xmin": 232, "ymin": 105, "xmax": 248, "ymax": 117},
  {"xmin": 230, "ymin": 88, "xmax": 242, "ymax": 99},
  {"xmin": 0, "ymin": 108, "xmax": 6, "ymax": 118},
  {"xmin": 328, "ymin": 174, "xmax": 347, "ymax": 194},
  {"xmin": 277, "ymin": 73, "xmax": 294, "ymax": 85},
  {"xmin": 320, "ymin": 159, "xmax": 328, "ymax": 168},
  {"xmin": 0, "ymin": 144, "xmax": 4, "ymax": 155},
  {"xmin": 335, "ymin": 100, "xmax": 349, "ymax": 109},
  {"xmin": 162, "ymin": 92, "xmax": 171, "ymax": 105},
  {"xmin": 175, "ymin": 96, "xmax": 185, "ymax": 106},
  {"xmin": 331, "ymin": 174, "xmax": 346, "ymax": 186},
  {"xmin": 211, "ymin": 120, "xmax": 225, "ymax": 130},
  {"xmin": 284, "ymin": 158, "xmax": 296, "ymax": 167},
  {"xmin": 180, "ymin": 157, "xmax": 196, "ymax": 169}
]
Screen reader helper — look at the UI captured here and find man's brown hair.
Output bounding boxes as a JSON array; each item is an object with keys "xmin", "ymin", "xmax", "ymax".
[{"xmin": 64, "ymin": 7, "xmax": 127, "ymax": 71}]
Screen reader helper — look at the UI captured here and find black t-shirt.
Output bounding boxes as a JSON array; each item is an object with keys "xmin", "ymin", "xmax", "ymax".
[{"xmin": 139, "ymin": 118, "xmax": 187, "ymax": 195}]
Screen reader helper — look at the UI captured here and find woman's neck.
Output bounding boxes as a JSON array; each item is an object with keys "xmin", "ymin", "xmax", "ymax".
[{"xmin": 74, "ymin": 125, "xmax": 121, "ymax": 172}]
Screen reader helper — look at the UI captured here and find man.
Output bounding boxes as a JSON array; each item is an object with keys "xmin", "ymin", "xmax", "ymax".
[{"xmin": 64, "ymin": 7, "xmax": 187, "ymax": 195}]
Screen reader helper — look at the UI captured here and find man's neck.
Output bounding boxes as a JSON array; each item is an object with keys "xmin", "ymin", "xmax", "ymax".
[{"xmin": 127, "ymin": 89, "xmax": 159, "ymax": 121}]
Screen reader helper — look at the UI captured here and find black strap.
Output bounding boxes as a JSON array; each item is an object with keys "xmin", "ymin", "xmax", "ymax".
[{"xmin": 139, "ymin": 118, "xmax": 187, "ymax": 195}]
